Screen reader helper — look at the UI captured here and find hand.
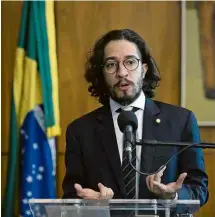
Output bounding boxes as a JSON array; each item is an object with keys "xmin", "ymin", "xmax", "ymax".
[
  {"xmin": 146, "ymin": 166, "xmax": 187, "ymax": 199},
  {"xmin": 74, "ymin": 183, "xmax": 114, "ymax": 200}
]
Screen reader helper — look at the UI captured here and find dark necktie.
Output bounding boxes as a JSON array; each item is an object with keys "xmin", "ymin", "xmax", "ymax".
[{"xmin": 116, "ymin": 107, "xmax": 139, "ymax": 199}]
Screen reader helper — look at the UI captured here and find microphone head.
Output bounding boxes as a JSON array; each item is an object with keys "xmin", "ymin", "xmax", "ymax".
[{"xmin": 117, "ymin": 111, "xmax": 138, "ymax": 133}]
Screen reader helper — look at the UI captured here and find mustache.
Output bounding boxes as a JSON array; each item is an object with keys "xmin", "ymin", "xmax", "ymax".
[{"xmin": 114, "ymin": 79, "xmax": 134, "ymax": 88}]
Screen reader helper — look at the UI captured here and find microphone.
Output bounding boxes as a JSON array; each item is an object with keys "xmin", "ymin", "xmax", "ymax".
[
  {"xmin": 117, "ymin": 111, "xmax": 215, "ymax": 177},
  {"xmin": 117, "ymin": 111, "xmax": 138, "ymax": 162}
]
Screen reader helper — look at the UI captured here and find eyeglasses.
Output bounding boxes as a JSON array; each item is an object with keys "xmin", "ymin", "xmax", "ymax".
[{"xmin": 102, "ymin": 57, "xmax": 141, "ymax": 74}]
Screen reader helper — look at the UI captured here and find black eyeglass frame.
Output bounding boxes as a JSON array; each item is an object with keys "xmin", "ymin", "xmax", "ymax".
[{"xmin": 101, "ymin": 57, "xmax": 141, "ymax": 74}]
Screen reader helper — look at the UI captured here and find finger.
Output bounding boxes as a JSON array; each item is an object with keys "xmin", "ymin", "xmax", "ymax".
[
  {"xmin": 146, "ymin": 176, "xmax": 151, "ymax": 190},
  {"xmin": 154, "ymin": 165, "xmax": 166, "ymax": 182},
  {"xmin": 98, "ymin": 183, "xmax": 107, "ymax": 198},
  {"xmin": 75, "ymin": 184, "xmax": 100, "ymax": 199},
  {"xmin": 85, "ymin": 189, "xmax": 99, "ymax": 199},
  {"xmin": 154, "ymin": 173, "xmax": 161, "ymax": 183},
  {"xmin": 106, "ymin": 188, "xmax": 114, "ymax": 199},
  {"xmin": 159, "ymin": 165, "xmax": 166, "ymax": 174},
  {"xmin": 157, "ymin": 165, "xmax": 166, "ymax": 178},
  {"xmin": 152, "ymin": 181, "xmax": 167, "ymax": 193},
  {"xmin": 74, "ymin": 183, "xmax": 84, "ymax": 197},
  {"xmin": 148, "ymin": 175, "xmax": 155, "ymax": 191},
  {"xmin": 175, "ymin": 173, "xmax": 187, "ymax": 189}
]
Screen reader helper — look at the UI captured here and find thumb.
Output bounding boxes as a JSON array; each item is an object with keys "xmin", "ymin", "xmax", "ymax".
[
  {"xmin": 74, "ymin": 183, "xmax": 83, "ymax": 192},
  {"xmin": 98, "ymin": 183, "xmax": 106, "ymax": 198},
  {"xmin": 98, "ymin": 183, "xmax": 105, "ymax": 190}
]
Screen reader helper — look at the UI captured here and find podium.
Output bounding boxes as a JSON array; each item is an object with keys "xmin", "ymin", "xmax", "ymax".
[{"xmin": 29, "ymin": 199, "xmax": 200, "ymax": 217}]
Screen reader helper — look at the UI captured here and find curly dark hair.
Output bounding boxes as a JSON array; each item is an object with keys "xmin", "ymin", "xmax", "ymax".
[{"xmin": 85, "ymin": 29, "xmax": 161, "ymax": 105}]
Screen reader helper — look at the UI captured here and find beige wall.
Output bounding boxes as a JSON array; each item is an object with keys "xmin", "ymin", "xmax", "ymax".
[
  {"xmin": 1, "ymin": 2, "xmax": 215, "ymax": 216},
  {"xmin": 186, "ymin": 2, "xmax": 215, "ymax": 123}
]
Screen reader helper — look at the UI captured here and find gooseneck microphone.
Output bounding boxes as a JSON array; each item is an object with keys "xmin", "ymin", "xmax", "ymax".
[
  {"xmin": 117, "ymin": 110, "xmax": 215, "ymax": 176},
  {"xmin": 117, "ymin": 111, "xmax": 138, "ymax": 162}
]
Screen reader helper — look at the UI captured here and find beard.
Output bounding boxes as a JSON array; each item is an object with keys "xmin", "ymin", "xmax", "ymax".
[{"xmin": 107, "ymin": 77, "xmax": 143, "ymax": 106}]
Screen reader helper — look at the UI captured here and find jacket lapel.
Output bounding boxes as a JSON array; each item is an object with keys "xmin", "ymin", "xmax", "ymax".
[
  {"xmin": 138, "ymin": 98, "xmax": 162, "ymax": 198},
  {"xmin": 141, "ymin": 98, "xmax": 161, "ymax": 173},
  {"xmin": 95, "ymin": 106, "xmax": 126, "ymax": 197}
]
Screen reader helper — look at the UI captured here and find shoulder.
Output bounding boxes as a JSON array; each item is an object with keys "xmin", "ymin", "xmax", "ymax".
[
  {"xmin": 154, "ymin": 100, "xmax": 191, "ymax": 116},
  {"xmin": 152, "ymin": 100, "xmax": 197, "ymax": 126},
  {"xmin": 66, "ymin": 106, "xmax": 107, "ymax": 134},
  {"xmin": 152, "ymin": 100, "xmax": 200, "ymax": 140}
]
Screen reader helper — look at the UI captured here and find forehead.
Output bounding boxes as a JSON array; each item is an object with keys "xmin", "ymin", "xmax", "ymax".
[{"xmin": 104, "ymin": 39, "xmax": 140, "ymax": 59}]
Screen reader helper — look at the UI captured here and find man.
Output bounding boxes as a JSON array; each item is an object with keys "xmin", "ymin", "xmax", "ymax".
[{"xmin": 62, "ymin": 29, "xmax": 208, "ymax": 207}]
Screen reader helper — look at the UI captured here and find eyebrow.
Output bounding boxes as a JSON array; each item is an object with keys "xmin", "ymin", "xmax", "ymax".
[{"xmin": 104, "ymin": 55, "xmax": 139, "ymax": 62}]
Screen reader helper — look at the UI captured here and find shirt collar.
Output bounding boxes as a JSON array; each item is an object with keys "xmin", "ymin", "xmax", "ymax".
[{"xmin": 110, "ymin": 91, "xmax": 146, "ymax": 114}]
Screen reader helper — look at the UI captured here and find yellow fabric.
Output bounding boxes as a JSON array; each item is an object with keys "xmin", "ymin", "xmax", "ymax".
[
  {"xmin": 45, "ymin": 0, "xmax": 61, "ymax": 137},
  {"xmin": 13, "ymin": 48, "xmax": 25, "ymax": 122},
  {"xmin": 13, "ymin": 48, "xmax": 43, "ymax": 127},
  {"xmin": 13, "ymin": 1, "xmax": 61, "ymax": 136}
]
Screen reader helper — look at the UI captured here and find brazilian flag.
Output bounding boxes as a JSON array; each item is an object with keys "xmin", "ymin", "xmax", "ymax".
[{"xmin": 2, "ymin": 1, "xmax": 61, "ymax": 217}]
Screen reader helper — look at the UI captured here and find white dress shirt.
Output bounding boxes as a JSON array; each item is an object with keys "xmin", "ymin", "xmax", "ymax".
[{"xmin": 110, "ymin": 91, "xmax": 145, "ymax": 198}]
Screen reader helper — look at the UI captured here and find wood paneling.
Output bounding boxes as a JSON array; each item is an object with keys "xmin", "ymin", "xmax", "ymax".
[
  {"xmin": 1, "ymin": 155, "xmax": 8, "ymax": 196},
  {"xmin": 55, "ymin": 1, "xmax": 181, "ymax": 154},
  {"xmin": 1, "ymin": 1, "xmax": 22, "ymax": 153},
  {"xmin": 1, "ymin": 1, "xmax": 214, "ymax": 217},
  {"xmin": 197, "ymin": 149, "xmax": 215, "ymax": 217},
  {"xmin": 1, "ymin": 1, "xmax": 23, "ymax": 201},
  {"xmin": 195, "ymin": 128, "xmax": 215, "ymax": 217}
]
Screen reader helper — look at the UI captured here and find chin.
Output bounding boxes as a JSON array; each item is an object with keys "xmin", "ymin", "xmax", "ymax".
[
  {"xmin": 114, "ymin": 94, "xmax": 137, "ymax": 106},
  {"xmin": 109, "ymin": 87, "xmax": 141, "ymax": 105},
  {"xmin": 117, "ymin": 89, "xmax": 133, "ymax": 97}
]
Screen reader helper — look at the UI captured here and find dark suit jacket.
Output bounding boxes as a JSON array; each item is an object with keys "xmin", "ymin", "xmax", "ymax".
[{"xmin": 62, "ymin": 98, "xmax": 208, "ymax": 207}]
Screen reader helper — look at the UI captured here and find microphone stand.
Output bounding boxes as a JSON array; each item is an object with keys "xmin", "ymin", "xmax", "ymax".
[
  {"xmin": 127, "ymin": 138, "xmax": 215, "ymax": 176},
  {"xmin": 135, "ymin": 139, "xmax": 215, "ymax": 149}
]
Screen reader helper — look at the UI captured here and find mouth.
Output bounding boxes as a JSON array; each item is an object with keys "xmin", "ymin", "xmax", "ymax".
[
  {"xmin": 115, "ymin": 81, "xmax": 132, "ymax": 91},
  {"xmin": 118, "ymin": 83, "xmax": 131, "ymax": 91}
]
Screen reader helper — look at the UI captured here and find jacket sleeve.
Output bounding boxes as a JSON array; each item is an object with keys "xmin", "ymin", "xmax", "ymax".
[
  {"xmin": 62, "ymin": 123, "xmax": 86, "ymax": 199},
  {"xmin": 177, "ymin": 111, "xmax": 209, "ymax": 206}
]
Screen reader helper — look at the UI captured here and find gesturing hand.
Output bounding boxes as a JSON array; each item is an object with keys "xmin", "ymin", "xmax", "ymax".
[
  {"xmin": 74, "ymin": 183, "xmax": 114, "ymax": 200},
  {"xmin": 146, "ymin": 166, "xmax": 187, "ymax": 199}
]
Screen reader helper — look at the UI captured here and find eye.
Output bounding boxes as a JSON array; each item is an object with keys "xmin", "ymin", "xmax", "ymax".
[
  {"xmin": 125, "ymin": 58, "xmax": 137, "ymax": 65},
  {"xmin": 105, "ymin": 61, "xmax": 117, "ymax": 69}
]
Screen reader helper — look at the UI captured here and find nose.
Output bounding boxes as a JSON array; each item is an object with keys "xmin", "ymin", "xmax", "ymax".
[{"xmin": 116, "ymin": 62, "xmax": 128, "ymax": 78}]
